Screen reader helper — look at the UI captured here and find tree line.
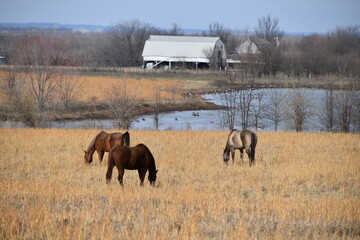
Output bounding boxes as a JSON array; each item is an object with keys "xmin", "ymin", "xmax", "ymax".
[
  {"xmin": 0, "ymin": 16, "xmax": 360, "ymax": 77},
  {"xmin": 0, "ymin": 16, "xmax": 359, "ymax": 131}
]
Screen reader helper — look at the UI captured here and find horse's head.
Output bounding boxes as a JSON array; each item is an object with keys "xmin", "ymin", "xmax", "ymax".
[
  {"xmin": 83, "ymin": 150, "xmax": 93, "ymax": 164},
  {"xmin": 223, "ymin": 148, "xmax": 230, "ymax": 163},
  {"xmin": 148, "ymin": 169, "xmax": 158, "ymax": 186}
]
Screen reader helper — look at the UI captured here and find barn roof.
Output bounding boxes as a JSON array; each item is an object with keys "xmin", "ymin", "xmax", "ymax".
[{"xmin": 142, "ymin": 35, "xmax": 222, "ymax": 63}]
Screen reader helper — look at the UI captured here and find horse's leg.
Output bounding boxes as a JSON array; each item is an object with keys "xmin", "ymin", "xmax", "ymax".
[
  {"xmin": 231, "ymin": 150, "xmax": 235, "ymax": 164},
  {"xmin": 97, "ymin": 150, "xmax": 105, "ymax": 163},
  {"xmin": 117, "ymin": 167, "xmax": 125, "ymax": 186},
  {"xmin": 240, "ymin": 149, "xmax": 244, "ymax": 165},
  {"xmin": 138, "ymin": 169, "xmax": 147, "ymax": 187},
  {"xmin": 246, "ymin": 148, "xmax": 252, "ymax": 167}
]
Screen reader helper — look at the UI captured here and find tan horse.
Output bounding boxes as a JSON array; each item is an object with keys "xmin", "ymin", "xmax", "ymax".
[
  {"xmin": 84, "ymin": 131, "xmax": 130, "ymax": 164},
  {"xmin": 223, "ymin": 129, "xmax": 258, "ymax": 166}
]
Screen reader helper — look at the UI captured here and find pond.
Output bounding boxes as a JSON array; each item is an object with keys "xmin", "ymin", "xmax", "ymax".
[{"xmin": 1, "ymin": 88, "xmax": 358, "ymax": 132}]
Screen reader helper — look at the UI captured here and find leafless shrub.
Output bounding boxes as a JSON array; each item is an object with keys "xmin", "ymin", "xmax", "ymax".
[
  {"xmin": 105, "ymin": 19, "xmax": 161, "ymax": 67},
  {"xmin": 153, "ymin": 84, "xmax": 164, "ymax": 130},
  {"xmin": 10, "ymin": 33, "xmax": 70, "ymax": 110},
  {"xmin": 0, "ymin": 70, "xmax": 39, "ymax": 127},
  {"xmin": 285, "ymin": 89, "xmax": 314, "ymax": 132},
  {"xmin": 219, "ymin": 90, "xmax": 238, "ymax": 130},
  {"xmin": 333, "ymin": 90, "xmax": 358, "ymax": 132},
  {"xmin": 203, "ymin": 47, "xmax": 220, "ymax": 70},
  {"xmin": 55, "ymin": 73, "xmax": 82, "ymax": 110},
  {"xmin": 238, "ymin": 87, "xmax": 256, "ymax": 130},
  {"xmin": 219, "ymin": 72, "xmax": 238, "ymax": 130},
  {"xmin": 103, "ymin": 82, "xmax": 138, "ymax": 130},
  {"xmin": 265, "ymin": 89, "xmax": 286, "ymax": 131},
  {"xmin": 250, "ymin": 91, "xmax": 268, "ymax": 130},
  {"xmin": 318, "ymin": 77, "xmax": 336, "ymax": 132},
  {"xmin": 254, "ymin": 15, "xmax": 283, "ymax": 76}
]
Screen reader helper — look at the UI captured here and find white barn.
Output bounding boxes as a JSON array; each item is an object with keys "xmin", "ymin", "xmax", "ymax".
[{"xmin": 142, "ymin": 35, "xmax": 227, "ymax": 70}]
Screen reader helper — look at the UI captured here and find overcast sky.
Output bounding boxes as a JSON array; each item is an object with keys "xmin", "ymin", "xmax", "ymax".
[{"xmin": 1, "ymin": 0, "xmax": 359, "ymax": 34}]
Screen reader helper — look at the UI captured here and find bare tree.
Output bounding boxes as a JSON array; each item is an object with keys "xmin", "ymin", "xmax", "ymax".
[
  {"xmin": 254, "ymin": 15, "xmax": 283, "ymax": 76},
  {"xmin": 103, "ymin": 81, "xmax": 137, "ymax": 129},
  {"xmin": 10, "ymin": 32, "xmax": 69, "ymax": 110},
  {"xmin": 238, "ymin": 87, "xmax": 255, "ymax": 130},
  {"xmin": 0, "ymin": 33, "xmax": 12, "ymax": 61},
  {"xmin": 298, "ymin": 34, "xmax": 329, "ymax": 77},
  {"xmin": 219, "ymin": 72, "xmax": 238, "ymax": 130},
  {"xmin": 334, "ymin": 90, "xmax": 357, "ymax": 132},
  {"xmin": 153, "ymin": 84, "xmax": 163, "ymax": 130},
  {"xmin": 220, "ymin": 91, "xmax": 237, "ymax": 130},
  {"xmin": 0, "ymin": 70, "xmax": 39, "ymax": 127},
  {"xmin": 106, "ymin": 19, "xmax": 160, "ymax": 67},
  {"xmin": 55, "ymin": 73, "xmax": 82, "ymax": 110},
  {"xmin": 352, "ymin": 92, "xmax": 360, "ymax": 132},
  {"xmin": 203, "ymin": 47, "xmax": 221, "ymax": 70},
  {"xmin": 251, "ymin": 91, "xmax": 268, "ymax": 131},
  {"xmin": 319, "ymin": 78, "xmax": 335, "ymax": 132},
  {"xmin": 329, "ymin": 25, "xmax": 360, "ymax": 56},
  {"xmin": 205, "ymin": 22, "xmax": 231, "ymax": 49},
  {"xmin": 168, "ymin": 23, "xmax": 184, "ymax": 35},
  {"xmin": 285, "ymin": 89, "xmax": 314, "ymax": 132},
  {"xmin": 265, "ymin": 89, "xmax": 286, "ymax": 131}
]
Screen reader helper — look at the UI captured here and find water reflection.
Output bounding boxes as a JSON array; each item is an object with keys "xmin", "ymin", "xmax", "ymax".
[{"xmin": 1, "ymin": 88, "xmax": 358, "ymax": 132}]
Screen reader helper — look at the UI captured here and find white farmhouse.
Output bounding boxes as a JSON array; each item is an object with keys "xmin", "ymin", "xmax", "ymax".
[
  {"xmin": 235, "ymin": 38, "xmax": 260, "ymax": 55},
  {"xmin": 142, "ymin": 35, "xmax": 227, "ymax": 70}
]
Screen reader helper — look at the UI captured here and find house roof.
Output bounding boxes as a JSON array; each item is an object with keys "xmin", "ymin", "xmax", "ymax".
[
  {"xmin": 142, "ymin": 35, "xmax": 221, "ymax": 63},
  {"xmin": 235, "ymin": 39, "xmax": 260, "ymax": 54}
]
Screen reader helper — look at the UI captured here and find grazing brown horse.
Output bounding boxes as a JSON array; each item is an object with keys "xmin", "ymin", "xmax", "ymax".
[
  {"xmin": 84, "ymin": 131, "xmax": 130, "ymax": 164},
  {"xmin": 223, "ymin": 129, "xmax": 258, "ymax": 166},
  {"xmin": 106, "ymin": 144, "xmax": 158, "ymax": 187}
]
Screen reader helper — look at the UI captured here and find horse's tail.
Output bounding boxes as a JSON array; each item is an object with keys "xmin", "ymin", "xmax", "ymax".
[
  {"xmin": 106, "ymin": 151, "xmax": 115, "ymax": 184},
  {"xmin": 122, "ymin": 131, "xmax": 130, "ymax": 147},
  {"xmin": 142, "ymin": 144, "xmax": 157, "ymax": 182},
  {"xmin": 142, "ymin": 145, "xmax": 156, "ymax": 172},
  {"xmin": 250, "ymin": 131, "xmax": 257, "ymax": 164}
]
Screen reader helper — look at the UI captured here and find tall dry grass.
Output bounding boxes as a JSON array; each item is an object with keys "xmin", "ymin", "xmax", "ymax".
[
  {"xmin": 0, "ymin": 70, "xmax": 185, "ymax": 104},
  {"xmin": 0, "ymin": 129, "xmax": 359, "ymax": 239},
  {"xmin": 76, "ymin": 75, "xmax": 185, "ymax": 103}
]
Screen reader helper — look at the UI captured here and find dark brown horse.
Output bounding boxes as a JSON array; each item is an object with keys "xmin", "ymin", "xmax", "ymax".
[
  {"xmin": 223, "ymin": 129, "xmax": 258, "ymax": 166},
  {"xmin": 84, "ymin": 131, "xmax": 130, "ymax": 164},
  {"xmin": 106, "ymin": 144, "xmax": 158, "ymax": 187}
]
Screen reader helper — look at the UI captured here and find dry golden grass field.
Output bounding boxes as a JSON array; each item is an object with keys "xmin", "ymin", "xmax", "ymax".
[
  {"xmin": 0, "ymin": 70, "xmax": 188, "ymax": 104},
  {"xmin": 0, "ymin": 128, "xmax": 360, "ymax": 239},
  {"xmin": 75, "ymin": 75, "xmax": 186, "ymax": 103}
]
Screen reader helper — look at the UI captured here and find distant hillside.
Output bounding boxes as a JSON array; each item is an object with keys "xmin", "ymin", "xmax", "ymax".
[
  {"xmin": 0, "ymin": 22, "xmax": 208, "ymax": 34},
  {"xmin": 0, "ymin": 22, "xmax": 308, "ymax": 36},
  {"xmin": 0, "ymin": 22, "xmax": 108, "ymax": 32}
]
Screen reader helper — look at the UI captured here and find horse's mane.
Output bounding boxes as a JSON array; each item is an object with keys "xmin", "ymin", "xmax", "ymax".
[
  {"xmin": 225, "ymin": 129, "xmax": 237, "ymax": 150},
  {"xmin": 86, "ymin": 134, "xmax": 97, "ymax": 152}
]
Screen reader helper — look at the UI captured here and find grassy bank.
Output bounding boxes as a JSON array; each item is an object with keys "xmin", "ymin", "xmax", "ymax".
[
  {"xmin": 1, "ymin": 129, "xmax": 359, "ymax": 239},
  {"xmin": 0, "ymin": 68, "xmax": 358, "ymax": 122}
]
